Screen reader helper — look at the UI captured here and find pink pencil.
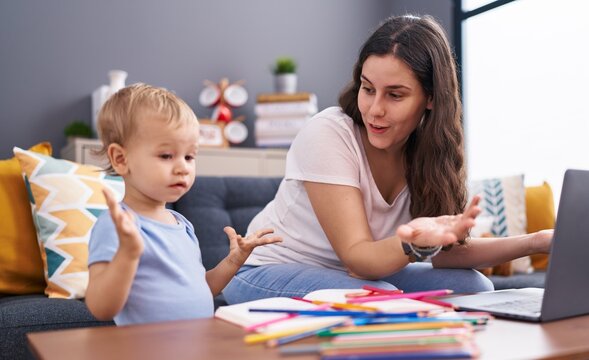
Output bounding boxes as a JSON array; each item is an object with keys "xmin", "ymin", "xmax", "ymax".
[{"xmin": 348, "ymin": 289, "xmax": 453, "ymax": 304}]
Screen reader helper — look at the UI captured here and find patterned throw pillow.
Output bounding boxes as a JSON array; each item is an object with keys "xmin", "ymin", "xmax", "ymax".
[
  {"xmin": 468, "ymin": 174, "xmax": 527, "ymax": 237},
  {"xmin": 13, "ymin": 147, "xmax": 124, "ymax": 299},
  {"xmin": 468, "ymin": 174, "xmax": 531, "ymax": 274}
]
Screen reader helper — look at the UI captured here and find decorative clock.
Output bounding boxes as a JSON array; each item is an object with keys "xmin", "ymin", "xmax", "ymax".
[{"xmin": 199, "ymin": 78, "xmax": 249, "ymax": 145}]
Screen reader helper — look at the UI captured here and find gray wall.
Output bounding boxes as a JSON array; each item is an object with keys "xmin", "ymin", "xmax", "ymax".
[{"xmin": 0, "ymin": 0, "xmax": 452, "ymax": 158}]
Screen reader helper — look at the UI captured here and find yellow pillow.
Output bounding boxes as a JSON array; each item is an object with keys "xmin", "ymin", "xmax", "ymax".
[
  {"xmin": 13, "ymin": 147, "xmax": 124, "ymax": 299},
  {"xmin": 0, "ymin": 142, "xmax": 51, "ymax": 294},
  {"xmin": 526, "ymin": 182, "xmax": 555, "ymax": 270}
]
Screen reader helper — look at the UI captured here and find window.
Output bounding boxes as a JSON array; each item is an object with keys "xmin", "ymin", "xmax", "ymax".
[{"xmin": 460, "ymin": 0, "xmax": 589, "ymax": 207}]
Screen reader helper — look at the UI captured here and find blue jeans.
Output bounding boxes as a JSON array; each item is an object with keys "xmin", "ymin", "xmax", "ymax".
[{"xmin": 223, "ymin": 263, "xmax": 494, "ymax": 304}]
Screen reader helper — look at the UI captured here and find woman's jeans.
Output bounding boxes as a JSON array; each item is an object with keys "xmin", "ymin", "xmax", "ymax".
[{"xmin": 223, "ymin": 263, "xmax": 494, "ymax": 304}]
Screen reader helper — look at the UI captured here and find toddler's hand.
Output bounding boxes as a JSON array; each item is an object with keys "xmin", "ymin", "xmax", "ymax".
[
  {"xmin": 103, "ymin": 188, "xmax": 144, "ymax": 259},
  {"xmin": 224, "ymin": 226, "xmax": 282, "ymax": 266},
  {"xmin": 396, "ymin": 195, "xmax": 481, "ymax": 247}
]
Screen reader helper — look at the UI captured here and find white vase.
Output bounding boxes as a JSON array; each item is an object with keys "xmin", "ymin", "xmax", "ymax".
[
  {"xmin": 108, "ymin": 70, "xmax": 128, "ymax": 95},
  {"xmin": 274, "ymin": 73, "xmax": 297, "ymax": 94}
]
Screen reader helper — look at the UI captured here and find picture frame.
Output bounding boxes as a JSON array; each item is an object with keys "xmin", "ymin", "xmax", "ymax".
[{"xmin": 198, "ymin": 119, "xmax": 228, "ymax": 148}]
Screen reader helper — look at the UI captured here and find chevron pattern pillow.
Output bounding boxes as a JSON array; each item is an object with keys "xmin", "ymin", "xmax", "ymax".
[
  {"xmin": 468, "ymin": 174, "xmax": 530, "ymax": 274},
  {"xmin": 468, "ymin": 174, "xmax": 527, "ymax": 237},
  {"xmin": 13, "ymin": 147, "xmax": 124, "ymax": 299}
]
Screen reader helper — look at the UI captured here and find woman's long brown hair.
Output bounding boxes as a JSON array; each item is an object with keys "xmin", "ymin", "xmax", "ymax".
[{"xmin": 339, "ymin": 15, "xmax": 466, "ymax": 217}]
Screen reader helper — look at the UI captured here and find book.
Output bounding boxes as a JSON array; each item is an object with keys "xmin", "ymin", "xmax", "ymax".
[
  {"xmin": 256, "ymin": 92, "xmax": 316, "ymax": 103},
  {"xmin": 254, "ymin": 117, "xmax": 309, "ymax": 138},
  {"xmin": 254, "ymin": 100, "xmax": 318, "ymax": 117},
  {"xmin": 214, "ymin": 297, "xmax": 311, "ymax": 328},
  {"xmin": 255, "ymin": 136, "xmax": 296, "ymax": 148},
  {"xmin": 214, "ymin": 296, "xmax": 348, "ymax": 334}
]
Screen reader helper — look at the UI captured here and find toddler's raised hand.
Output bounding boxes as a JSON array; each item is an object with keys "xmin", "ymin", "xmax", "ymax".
[
  {"xmin": 102, "ymin": 188, "xmax": 144, "ymax": 259},
  {"xmin": 224, "ymin": 226, "xmax": 282, "ymax": 266}
]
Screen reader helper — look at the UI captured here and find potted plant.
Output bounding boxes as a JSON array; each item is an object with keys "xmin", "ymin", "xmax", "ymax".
[
  {"xmin": 64, "ymin": 120, "xmax": 92, "ymax": 141},
  {"xmin": 272, "ymin": 56, "xmax": 297, "ymax": 94}
]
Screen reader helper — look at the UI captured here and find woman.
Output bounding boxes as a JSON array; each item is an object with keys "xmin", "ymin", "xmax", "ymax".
[{"xmin": 224, "ymin": 15, "xmax": 552, "ymax": 303}]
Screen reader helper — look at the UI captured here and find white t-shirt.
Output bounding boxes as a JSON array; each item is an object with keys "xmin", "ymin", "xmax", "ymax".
[{"xmin": 245, "ymin": 107, "xmax": 412, "ymax": 271}]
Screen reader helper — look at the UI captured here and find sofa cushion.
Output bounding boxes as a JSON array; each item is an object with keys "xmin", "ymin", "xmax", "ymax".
[
  {"xmin": 526, "ymin": 182, "xmax": 555, "ymax": 270},
  {"xmin": 13, "ymin": 147, "xmax": 124, "ymax": 299},
  {"xmin": 173, "ymin": 176, "xmax": 282, "ymax": 270},
  {"xmin": 0, "ymin": 142, "xmax": 51, "ymax": 295},
  {"xmin": 489, "ymin": 271, "xmax": 546, "ymax": 290},
  {"xmin": 0, "ymin": 295, "xmax": 113, "ymax": 360}
]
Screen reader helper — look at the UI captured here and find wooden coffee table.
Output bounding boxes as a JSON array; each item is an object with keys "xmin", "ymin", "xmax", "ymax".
[{"xmin": 28, "ymin": 315, "xmax": 589, "ymax": 360}]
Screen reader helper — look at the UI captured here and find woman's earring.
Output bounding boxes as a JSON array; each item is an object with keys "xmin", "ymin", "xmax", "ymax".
[{"xmin": 419, "ymin": 113, "xmax": 426, "ymax": 128}]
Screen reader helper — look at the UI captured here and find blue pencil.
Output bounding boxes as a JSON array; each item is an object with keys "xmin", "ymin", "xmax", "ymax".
[{"xmin": 248, "ymin": 309, "xmax": 421, "ymax": 318}]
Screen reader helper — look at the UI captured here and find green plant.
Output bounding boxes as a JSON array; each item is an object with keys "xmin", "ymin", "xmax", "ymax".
[
  {"xmin": 64, "ymin": 120, "xmax": 92, "ymax": 138},
  {"xmin": 272, "ymin": 57, "xmax": 297, "ymax": 74}
]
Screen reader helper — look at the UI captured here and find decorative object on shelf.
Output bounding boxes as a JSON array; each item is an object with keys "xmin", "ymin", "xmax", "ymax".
[
  {"xmin": 199, "ymin": 78, "xmax": 248, "ymax": 123},
  {"xmin": 198, "ymin": 119, "xmax": 229, "ymax": 148},
  {"xmin": 272, "ymin": 56, "xmax": 297, "ymax": 94},
  {"xmin": 64, "ymin": 120, "xmax": 92, "ymax": 140},
  {"xmin": 254, "ymin": 92, "xmax": 317, "ymax": 148},
  {"xmin": 91, "ymin": 70, "xmax": 128, "ymax": 138},
  {"xmin": 199, "ymin": 78, "xmax": 249, "ymax": 145}
]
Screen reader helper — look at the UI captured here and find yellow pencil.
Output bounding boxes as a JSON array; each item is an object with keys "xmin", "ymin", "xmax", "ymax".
[
  {"xmin": 326, "ymin": 321, "xmax": 471, "ymax": 334},
  {"xmin": 244, "ymin": 320, "xmax": 343, "ymax": 345},
  {"xmin": 309, "ymin": 300, "xmax": 380, "ymax": 312}
]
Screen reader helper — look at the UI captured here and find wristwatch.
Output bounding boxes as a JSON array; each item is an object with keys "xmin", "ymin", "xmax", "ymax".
[{"xmin": 401, "ymin": 243, "xmax": 442, "ymax": 262}]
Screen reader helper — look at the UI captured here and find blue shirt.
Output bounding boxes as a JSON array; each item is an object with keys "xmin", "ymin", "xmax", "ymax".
[{"xmin": 88, "ymin": 205, "xmax": 214, "ymax": 325}]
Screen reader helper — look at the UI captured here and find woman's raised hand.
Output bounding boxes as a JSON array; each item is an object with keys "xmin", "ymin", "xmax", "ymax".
[{"xmin": 396, "ymin": 195, "xmax": 481, "ymax": 247}]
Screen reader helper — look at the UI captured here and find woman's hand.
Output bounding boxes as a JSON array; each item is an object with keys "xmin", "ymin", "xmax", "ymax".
[
  {"xmin": 530, "ymin": 229, "xmax": 553, "ymax": 253},
  {"xmin": 224, "ymin": 226, "xmax": 282, "ymax": 266},
  {"xmin": 103, "ymin": 188, "xmax": 143, "ymax": 259},
  {"xmin": 396, "ymin": 195, "xmax": 481, "ymax": 247}
]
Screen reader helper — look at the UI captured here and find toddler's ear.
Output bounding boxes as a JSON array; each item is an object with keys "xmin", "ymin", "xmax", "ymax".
[{"xmin": 108, "ymin": 143, "xmax": 129, "ymax": 175}]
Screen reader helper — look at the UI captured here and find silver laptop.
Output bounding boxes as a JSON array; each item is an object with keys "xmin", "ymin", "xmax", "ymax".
[{"xmin": 446, "ymin": 169, "xmax": 589, "ymax": 322}]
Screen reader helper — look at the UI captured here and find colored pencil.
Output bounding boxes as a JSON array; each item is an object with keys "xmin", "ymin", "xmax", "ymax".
[
  {"xmin": 293, "ymin": 297, "xmax": 381, "ymax": 312},
  {"xmin": 245, "ymin": 303, "xmax": 331, "ymax": 332},
  {"xmin": 244, "ymin": 319, "xmax": 343, "ymax": 345},
  {"xmin": 248, "ymin": 308, "xmax": 421, "ymax": 318},
  {"xmin": 266, "ymin": 320, "xmax": 347, "ymax": 347},
  {"xmin": 362, "ymin": 285, "xmax": 404, "ymax": 295},
  {"xmin": 348, "ymin": 289, "xmax": 453, "ymax": 304}
]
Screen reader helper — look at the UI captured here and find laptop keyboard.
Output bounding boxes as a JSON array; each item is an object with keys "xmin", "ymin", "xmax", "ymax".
[{"xmin": 486, "ymin": 296, "xmax": 542, "ymax": 313}]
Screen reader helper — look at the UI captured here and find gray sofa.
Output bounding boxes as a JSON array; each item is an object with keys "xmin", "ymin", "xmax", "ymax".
[{"xmin": 0, "ymin": 176, "xmax": 545, "ymax": 360}]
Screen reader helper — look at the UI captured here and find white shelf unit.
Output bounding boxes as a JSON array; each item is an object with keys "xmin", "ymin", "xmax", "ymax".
[{"xmin": 60, "ymin": 138, "xmax": 287, "ymax": 177}]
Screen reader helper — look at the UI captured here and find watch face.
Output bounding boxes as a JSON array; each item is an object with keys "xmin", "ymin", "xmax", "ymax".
[
  {"xmin": 223, "ymin": 84, "xmax": 248, "ymax": 107},
  {"xmin": 224, "ymin": 120, "xmax": 248, "ymax": 144},
  {"xmin": 199, "ymin": 85, "xmax": 221, "ymax": 107}
]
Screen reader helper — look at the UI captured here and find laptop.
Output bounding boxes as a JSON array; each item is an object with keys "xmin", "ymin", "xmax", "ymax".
[{"xmin": 445, "ymin": 169, "xmax": 589, "ymax": 322}]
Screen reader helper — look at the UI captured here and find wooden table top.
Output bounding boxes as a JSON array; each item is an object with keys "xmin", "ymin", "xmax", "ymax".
[{"xmin": 28, "ymin": 314, "xmax": 589, "ymax": 360}]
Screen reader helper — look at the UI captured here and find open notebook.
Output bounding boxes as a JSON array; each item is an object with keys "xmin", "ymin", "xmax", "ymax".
[
  {"xmin": 214, "ymin": 288, "xmax": 443, "ymax": 332},
  {"xmin": 445, "ymin": 169, "xmax": 589, "ymax": 322}
]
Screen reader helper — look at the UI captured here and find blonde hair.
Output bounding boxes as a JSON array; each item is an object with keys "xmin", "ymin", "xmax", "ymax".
[{"xmin": 97, "ymin": 83, "xmax": 198, "ymax": 174}]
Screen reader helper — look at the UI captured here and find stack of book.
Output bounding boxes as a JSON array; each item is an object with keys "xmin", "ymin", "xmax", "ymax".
[
  {"xmin": 215, "ymin": 287, "xmax": 491, "ymax": 359},
  {"xmin": 254, "ymin": 92, "xmax": 318, "ymax": 148}
]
